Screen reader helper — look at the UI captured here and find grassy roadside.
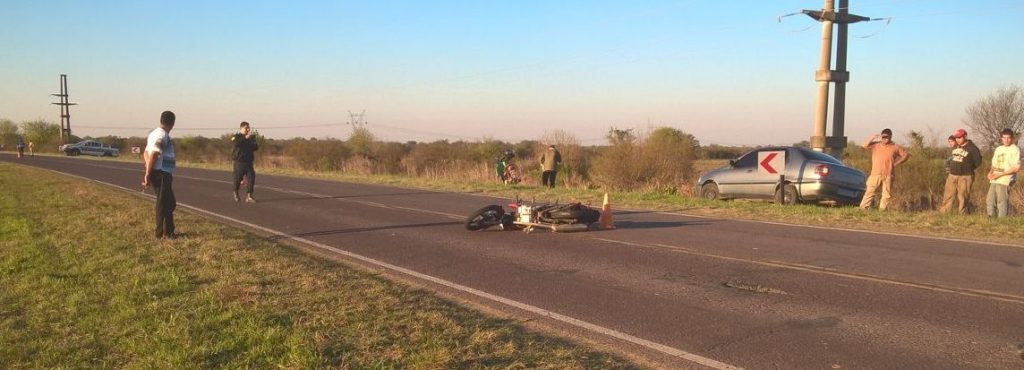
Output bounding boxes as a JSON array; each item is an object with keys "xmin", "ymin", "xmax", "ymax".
[
  {"xmin": 0, "ymin": 162, "xmax": 636, "ymax": 369},
  {"xmin": 27, "ymin": 153, "xmax": 1024, "ymax": 244}
]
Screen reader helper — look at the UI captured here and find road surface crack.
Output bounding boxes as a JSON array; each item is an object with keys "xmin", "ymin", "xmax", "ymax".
[{"xmin": 723, "ymin": 280, "xmax": 789, "ymax": 295}]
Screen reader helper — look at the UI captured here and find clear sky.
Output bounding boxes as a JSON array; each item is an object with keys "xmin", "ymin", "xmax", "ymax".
[{"xmin": 2, "ymin": 0, "xmax": 1022, "ymax": 146}]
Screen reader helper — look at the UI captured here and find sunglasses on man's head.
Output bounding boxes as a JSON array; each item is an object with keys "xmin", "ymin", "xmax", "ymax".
[{"xmin": 881, "ymin": 135, "xmax": 890, "ymax": 139}]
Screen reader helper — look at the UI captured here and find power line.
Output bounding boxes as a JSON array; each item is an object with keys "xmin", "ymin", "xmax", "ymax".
[{"xmin": 75, "ymin": 123, "xmax": 344, "ymax": 131}]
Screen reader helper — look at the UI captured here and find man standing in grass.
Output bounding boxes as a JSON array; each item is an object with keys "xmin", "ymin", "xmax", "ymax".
[
  {"xmin": 539, "ymin": 144, "xmax": 561, "ymax": 188},
  {"xmin": 142, "ymin": 111, "xmax": 178, "ymax": 239},
  {"xmin": 859, "ymin": 128, "xmax": 909, "ymax": 210},
  {"xmin": 230, "ymin": 121, "xmax": 259, "ymax": 203},
  {"xmin": 985, "ymin": 128, "xmax": 1020, "ymax": 218},
  {"xmin": 944, "ymin": 135, "xmax": 956, "ymax": 174},
  {"xmin": 940, "ymin": 129, "xmax": 982, "ymax": 214}
]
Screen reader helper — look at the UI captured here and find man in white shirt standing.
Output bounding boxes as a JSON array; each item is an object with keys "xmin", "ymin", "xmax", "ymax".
[
  {"xmin": 142, "ymin": 111, "xmax": 178, "ymax": 238},
  {"xmin": 985, "ymin": 128, "xmax": 1021, "ymax": 218}
]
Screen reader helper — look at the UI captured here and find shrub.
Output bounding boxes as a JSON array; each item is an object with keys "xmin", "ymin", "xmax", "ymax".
[
  {"xmin": 21, "ymin": 120, "xmax": 61, "ymax": 152},
  {"xmin": 282, "ymin": 138, "xmax": 351, "ymax": 171},
  {"xmin": 371, "ymin": 142, "xmax": 411, "ymax": 175},
  {"xmin": 590, "ymin": 127, "xmax": 699, "ymax": 192},
  {"xmin": 401, "ymin": 140, "xmax": 480, "ymax": 179},
  {"xmin": 347, "ymin": 127, "xmax": 375, "ymax": 158}
]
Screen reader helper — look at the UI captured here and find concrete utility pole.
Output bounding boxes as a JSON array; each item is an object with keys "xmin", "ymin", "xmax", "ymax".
[
  {"xmin": 50, "ymin": 74, "xmax": 77, "ymax": 145},
  {"xmin": 804, "ymin": 0, "xmax": 870, "ymax": 158}
]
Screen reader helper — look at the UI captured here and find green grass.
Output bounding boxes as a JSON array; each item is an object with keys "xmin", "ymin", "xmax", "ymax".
[
  {"xmin": 0, "ymin": 162, "xmax": 637, "ymax": 369},
  {"xmin": 29, "ymin": 153, "xmax": 1024, "ymax": 244}
]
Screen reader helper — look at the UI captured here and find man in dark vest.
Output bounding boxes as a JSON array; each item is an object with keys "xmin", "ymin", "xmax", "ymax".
[{"xmin": 231, "ymin": 121, "xmax": 259, "ymax": 203}]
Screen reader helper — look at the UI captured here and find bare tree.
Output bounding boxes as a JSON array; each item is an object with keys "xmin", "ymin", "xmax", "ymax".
[{"xmin": 964, "ymin": 85, "xmax": 1024, "ymax": 150}]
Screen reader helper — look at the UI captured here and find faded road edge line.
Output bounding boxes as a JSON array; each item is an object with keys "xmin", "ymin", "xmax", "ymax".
[{"xmin": 30, "ymin": 165, "xmax": 742, "ymax": 370}]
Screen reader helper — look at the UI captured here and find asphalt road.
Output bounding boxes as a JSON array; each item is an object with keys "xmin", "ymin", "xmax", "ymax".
[{"xmin": 5, "ymin": 153, "xmax": 1024, "ymax": 369}]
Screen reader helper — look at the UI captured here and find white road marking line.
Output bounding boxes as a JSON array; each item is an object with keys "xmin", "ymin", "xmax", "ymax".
[
  {"xmin": 592, "ymin": 237, "xmax": 1024, "ymax": 305},
  {"xmin": 27, "ymin": 164, "xmax": 742, "ymax": 370}
]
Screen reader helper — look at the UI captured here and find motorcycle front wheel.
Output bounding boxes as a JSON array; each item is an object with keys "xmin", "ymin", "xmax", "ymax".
[{"xmin": 465, "ymin": 205, "xmax": 505, "ymax": 231}]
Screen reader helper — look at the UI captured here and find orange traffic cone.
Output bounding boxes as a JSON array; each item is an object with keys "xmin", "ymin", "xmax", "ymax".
[{"xmin": 599, "ymin": 193, "xmax": 615, "ymax": 230}]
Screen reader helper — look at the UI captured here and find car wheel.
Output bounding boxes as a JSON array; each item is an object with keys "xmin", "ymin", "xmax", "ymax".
[
  {"xmin": 700, "ymin": 183, "xmax": 720, "ymax": 200},
  {"xmin": 776, "ymin": 184, "xmax": 799, "ymax": 205},
  {"xmin": 70, "ymin": 149, "xmax": 80, "ymax": 156}
]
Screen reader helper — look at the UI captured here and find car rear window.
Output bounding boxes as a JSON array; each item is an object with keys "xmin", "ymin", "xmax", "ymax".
[{"xmin": 799, "ymin": 148, "xmax": 843, "ymax": 164}]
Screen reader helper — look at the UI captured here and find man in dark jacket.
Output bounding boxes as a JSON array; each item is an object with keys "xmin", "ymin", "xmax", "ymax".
[
  {"xmin": 940, "ymin": 128, "xmax": 982, "ymax": 214},
  {"xmin": 231, "ymin": 121, "xmax": 259, "ymax": 203},
  {"xmin": 539, "ymin": 145, "xmax": 562, "ymax": 188}
]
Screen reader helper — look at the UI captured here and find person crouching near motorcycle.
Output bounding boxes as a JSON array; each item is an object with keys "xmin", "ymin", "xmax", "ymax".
[{"xmin": 496, "ymin": 150, "xmax": 516, "ymax": 184}]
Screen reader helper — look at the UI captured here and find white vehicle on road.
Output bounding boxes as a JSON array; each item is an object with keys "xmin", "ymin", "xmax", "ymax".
[{"xmin": 60, "ymin": 140, "xmax": 120, "ymax": 157}]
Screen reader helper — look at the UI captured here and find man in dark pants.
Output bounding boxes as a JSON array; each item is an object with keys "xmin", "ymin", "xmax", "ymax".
[
  {"xmin": 142, "ymin": 111, "xmax": 178, "ymax": 239},
  {"xmin": 230, "ymin": 121, "xmax": 259, "ymax": 203},
  {"xmin": 539, "ymin": 144, "xmax": 562, "ymax": 188}
]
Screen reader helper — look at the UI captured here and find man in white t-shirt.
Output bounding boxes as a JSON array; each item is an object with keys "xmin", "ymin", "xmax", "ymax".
[
  {"xmin": 985, "ymin": 128, "xmax": 1021, "ymax": 218},
  {"xmin": 142, "ymin": 111, "xmax": 178, "ymax": 238}
]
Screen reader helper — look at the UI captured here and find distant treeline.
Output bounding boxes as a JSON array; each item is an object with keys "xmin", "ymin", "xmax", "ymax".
[{"xmin": 3, "ymin": 117, "xmax": 1020, "ymax": 212}]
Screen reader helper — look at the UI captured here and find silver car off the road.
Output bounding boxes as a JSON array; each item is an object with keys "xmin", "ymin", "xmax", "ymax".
[{"xmin": 697, "ymin": 146, "xmax": 866, "ymax": 205}]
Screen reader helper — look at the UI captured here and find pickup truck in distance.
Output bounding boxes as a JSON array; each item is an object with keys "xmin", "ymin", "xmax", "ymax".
[{"xmin": 60, "ymin": 140, "xmax": 120, "ymax": 157}]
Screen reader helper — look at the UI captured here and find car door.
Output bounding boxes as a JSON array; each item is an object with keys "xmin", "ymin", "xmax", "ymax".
[
  {"xmin": 716, "ymin": 151, "xmax": 759, "ymax": 197},
  {"xmin": 742, "ymin": 149, "xmax": 782, "ymax": 198},
  {"xmin": 87, "ymin": 141, "xmax": 101, "ymax": 156},
  {"xmin": 734, "ymin": 149, "xmax": 790, "ymax": 198}
]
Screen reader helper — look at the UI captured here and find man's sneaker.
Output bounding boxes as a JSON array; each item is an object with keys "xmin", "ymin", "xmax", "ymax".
[
  {"xmin": 233, "ymin": 192, "xmax": 240, "ymax": 202},
  {"xmin": 246, "ymin": 194, "xmax": 257, "ymax": 203}
]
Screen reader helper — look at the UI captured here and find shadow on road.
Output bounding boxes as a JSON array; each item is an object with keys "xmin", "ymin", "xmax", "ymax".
[
  {"xmin": 269, "ymin": 221, "xmax": 461, "ymax": 240},
  {"xmin": 611, "ymin": 220, "xmax": 712, "ymax": 229},
  {"xmin": 257, "ymin": 191, "xmax": 437, "ymax": 203}
]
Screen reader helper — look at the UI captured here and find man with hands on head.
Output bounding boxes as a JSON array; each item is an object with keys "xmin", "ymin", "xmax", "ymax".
[{"xmin": 859, "ymin": 128, "xmax": 909, "ymax": 210}]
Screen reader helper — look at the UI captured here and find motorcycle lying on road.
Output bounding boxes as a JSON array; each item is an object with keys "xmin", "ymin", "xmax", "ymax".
[{"xmin": 465, "ymin": 198, "xmax": 601, "ymax": 233}]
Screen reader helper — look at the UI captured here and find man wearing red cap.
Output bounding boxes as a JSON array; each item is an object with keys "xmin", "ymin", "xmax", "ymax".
[{"xmin": 940, "ymin": 128, "xmax": 981, "ymax": 214}]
